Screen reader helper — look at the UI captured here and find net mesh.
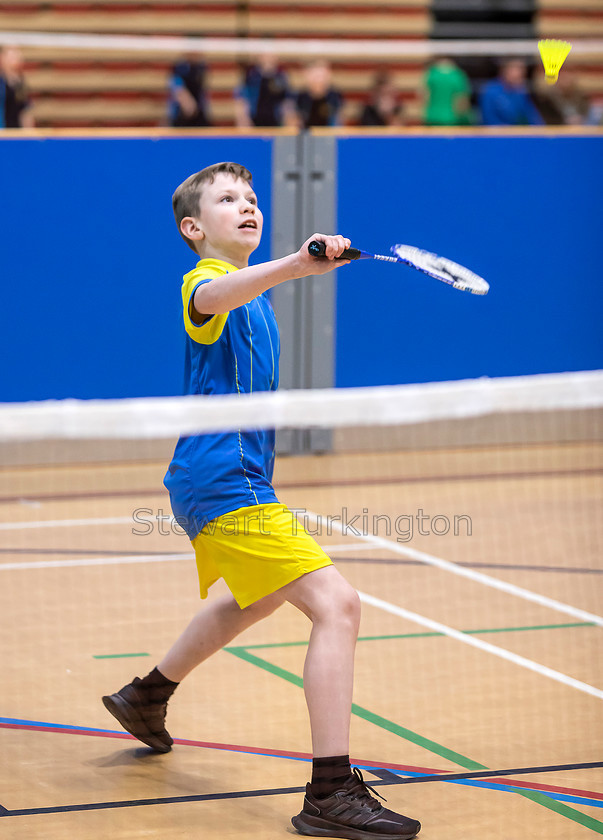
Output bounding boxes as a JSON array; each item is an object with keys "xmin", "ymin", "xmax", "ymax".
[{"xmin": 1, "ymin": 372, "xmax": 602, "ymax": 833}]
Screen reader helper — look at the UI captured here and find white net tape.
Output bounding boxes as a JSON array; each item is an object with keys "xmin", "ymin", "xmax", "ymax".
[
  {"xmin": 1, "ymin": 371, "xmax": 602, "ymax": 442},
  {"xmin": 1, "ymin": 31, "xmax": 603, "ymax": 58}
]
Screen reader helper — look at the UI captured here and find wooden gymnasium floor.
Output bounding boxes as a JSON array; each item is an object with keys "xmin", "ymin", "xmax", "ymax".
[{"xmin": 1, "ymin": 439, "xmax": 602, "ymax": 839}]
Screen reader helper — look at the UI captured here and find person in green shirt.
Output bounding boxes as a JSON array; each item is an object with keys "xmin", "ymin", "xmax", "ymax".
[{"xmin": 423, "ymin": 58, "xmax": 474, "ymax": 126}]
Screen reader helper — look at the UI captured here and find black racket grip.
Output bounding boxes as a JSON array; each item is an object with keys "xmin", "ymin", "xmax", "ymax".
[{"xmin": 308, "ymin": 240, "xmax": 361, "ymax": 261}]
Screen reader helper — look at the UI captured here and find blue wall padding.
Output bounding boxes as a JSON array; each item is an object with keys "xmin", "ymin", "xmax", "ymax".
[
  {"xmin": 0, "ymin": 136, "xmax": 273, "ymax": 400},
  {"xmin": 335, "ymin": 136, "xmax": 602, "ymax": 386},
  {"xmin": 1, "ymin": 134, "xmax": 601, "ymax": 400}
]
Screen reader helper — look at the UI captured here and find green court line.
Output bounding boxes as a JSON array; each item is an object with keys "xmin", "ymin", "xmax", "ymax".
[
  {"xmin": 92, "ymin": 653, "xmax": 150, "ymax": 659},
  {"xmin": 514, "ymin": 788, "xmax": 603, "ymax": 834},
  {"xmin": 349, "ymin": 704, "xmax": 485, "ymax": 771},
  {"xmin": 236, "ymin": 621, "xmax": 594, "ymax": 651},
  {"xmin": 225, "ymin": 647, "xmax": 485, "ymax": 770},
  {"xmin": 225, "ymin": 644, "xmax": 603, "ymax": 834}
]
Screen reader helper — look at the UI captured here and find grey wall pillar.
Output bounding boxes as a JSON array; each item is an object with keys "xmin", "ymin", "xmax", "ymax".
[{"xmin": 271, "ymin": 133, "xmax": 337, "ymax": 454}]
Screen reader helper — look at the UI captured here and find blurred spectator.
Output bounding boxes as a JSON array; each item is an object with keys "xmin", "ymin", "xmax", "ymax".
[
  {"xmin": 586, "ymin": 97, "xmax": 603, "ymax": 126},
  {"xmin": 537, "ymin": 70, "xmax": 589, "ymax": 125},
  {"xmin": 235, "ymin": 54, "xmax": 293, "ymax": 128},
  {"xmin": 423, "ymin": 58, "xmax": 473, "ymax": 126},
  {"xmin": 168, "ymin": 56, "xmax": 210, "ymax": 127},
  {"xmin": 479, "ymin": 59, "xmax": 544, "ymax": 126},
  {"xmin": 295, "ymin": 60, "xmax": 342, "ymax": 128},
  {"xmin": 0, "ymin": 46, "xmax": 34, "ymax": 129},
  {"xmin": 359, "ymin": 72, "xmax": 404, "ymax": 126}
]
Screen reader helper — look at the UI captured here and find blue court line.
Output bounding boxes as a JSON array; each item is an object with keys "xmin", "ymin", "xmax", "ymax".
[
  {"xmin": 543, "ymin": 792, "xmax": 603, "ymax": 809},
  {"xmin": 0, "ymin": 717, "xmax": 120, "ymax": 734},
  {"xmin": 0, "ymin": 717, "xmax": 315, "ymax": 764},
  {"xmin": 2, "ymin": 717, "xmax": 602, "ymax": 812},
  {"xmin": 375, "ymin": 769, "xmax": 603, "ymax": 810}
]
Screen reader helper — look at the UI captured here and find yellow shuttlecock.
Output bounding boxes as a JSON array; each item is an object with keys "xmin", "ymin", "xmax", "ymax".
[{"xmin": 538, "ymin": 39, "xmax": 572, "ymax": 84}]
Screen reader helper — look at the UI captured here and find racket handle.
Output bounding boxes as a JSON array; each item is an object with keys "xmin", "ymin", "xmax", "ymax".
[{"xmin": 308, "ymin": 240, "xmax": 361, "ymax": 261}]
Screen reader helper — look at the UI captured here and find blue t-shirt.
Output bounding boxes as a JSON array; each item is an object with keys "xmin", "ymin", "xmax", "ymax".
[
  {"xmin": 296, "ymin": 89, "xmax": 342, "ymax": 128},
  {"xmin": 479, "ymin": 79, "xmax": 544, "ymax": 126},
  {"xmin": 164, "ymin": 258, "xmax": 280, "ymax": 539},
  {"xmin": 237, "ymin": 65, "xmax": 291, "ymax": 127}
]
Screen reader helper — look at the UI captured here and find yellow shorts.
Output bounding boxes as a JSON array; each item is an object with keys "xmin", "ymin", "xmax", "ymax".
[{"xmin": 191, "ymin": 503, "xmax": 333, "ymax": 609}]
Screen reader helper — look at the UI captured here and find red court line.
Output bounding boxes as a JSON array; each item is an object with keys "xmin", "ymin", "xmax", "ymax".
[
  {"xmin": 484, "ymin": 776, "xmax": 603, "ymax": 801},
  {"xmin": 2, "ymin": 721, "xmax": 601, "ymax": 803},
  {"xmin": 369, "ymin": 760, "xmax": 603, "ymax": 803}
]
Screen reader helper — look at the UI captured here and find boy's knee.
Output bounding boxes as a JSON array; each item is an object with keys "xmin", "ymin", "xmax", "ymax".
[
  {"xmin": 327, "ymin": 582, "xmax": 360, "ymax": 629},
  {"xmin": 341, "ymin": 586, "xmax": 361, "ymax": 627},
  {"xmin": 286, "ymin": 569, "xmax": 360, "ymax": 628}
]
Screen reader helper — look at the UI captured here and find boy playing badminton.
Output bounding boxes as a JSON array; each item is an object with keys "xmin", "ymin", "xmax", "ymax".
[{"xmin": 102, "ymin": 162, "xmax": 421, "ymax": 840}]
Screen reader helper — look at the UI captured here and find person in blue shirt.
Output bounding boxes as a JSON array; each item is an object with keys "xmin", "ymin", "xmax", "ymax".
[
  {"xmin": 235, "ymin": 53, "xmax": 293, "ymax": 127},
  {"xmin": 479, "ymin": 59, "xmax": 544, "ymax": 126},
  {"xmin": 101, "ymin": 161, "xmax": 421, "ymax": 840},
  {"xmin": 0, "ymin": 46, "xmax": 34, "ymax": 129},
  {"xmin": 295, "ymin": 60, "xmax": 343, "ymax": 128},
  {"xmin": 167, "ymin": 56, "xmax": 210, "ymax": 127}
]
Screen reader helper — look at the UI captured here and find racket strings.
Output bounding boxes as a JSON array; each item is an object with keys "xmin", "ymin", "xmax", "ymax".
[
  {"xmin": 392, "ymin": 244, "xmax": 488, "ymax": 295},
  {"xmin": 373, "ymin": 254, "xmax": 399, "ymax": 264}
]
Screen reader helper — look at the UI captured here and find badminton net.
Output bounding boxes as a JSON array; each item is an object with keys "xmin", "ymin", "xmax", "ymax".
[{"xmin": 1, "ymin": 370, "xmax": 602, "ymax": 793}]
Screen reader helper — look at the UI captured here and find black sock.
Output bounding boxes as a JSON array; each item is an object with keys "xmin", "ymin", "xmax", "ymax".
[
  {"xmin": 309, "ymin": 755, "xmax": 352, "ymax": 799},
  {"xmin": 134, "ymin": 667, "xmax": 179, "ymax": 703}
]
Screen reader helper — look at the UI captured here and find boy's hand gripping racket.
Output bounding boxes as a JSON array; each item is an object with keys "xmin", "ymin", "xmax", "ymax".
[{"xmin": 308, "ymin": 240, "xmax": 489, "ymax": 295}]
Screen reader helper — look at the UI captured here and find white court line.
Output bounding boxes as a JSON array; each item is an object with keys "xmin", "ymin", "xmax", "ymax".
[
  {"xmin": 2, "ymin": 515, "xmax": 601, "ymax": 699},
  {"xmin": 0, "ymin": 544, "xmax": 367, "ymax": 571},
  {"xmin": 319, "ymin": 543, "xmax": 375, "ymax": 554},
  {"xmin": 358, "ymin": 590, "xmax": 603, "ymax": 700},
  {"xmin": 0, "ymin": 552, "xmax": 194, "ymax": 571},
  {"xmin": 305, "ymin": 511, "xmax": 603, "ymax": 628},
  {"xmin": 0, "ymin": 516, "xmax": 135, "ymax": 531}
]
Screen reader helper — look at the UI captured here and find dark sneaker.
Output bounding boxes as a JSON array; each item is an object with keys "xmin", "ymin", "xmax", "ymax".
[
  {"xmin": 291, "ymin": 767, "xmax": 420, "ymax": 839},
  {"xmin": 102, "ymin": 679, "xmax": 173, "ymax": 753}
]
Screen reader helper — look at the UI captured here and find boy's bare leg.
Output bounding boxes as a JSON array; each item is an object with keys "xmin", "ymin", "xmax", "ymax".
[
  {"xmin": 102, "ymin": 590, "xmax": 284, "ymax": 751},
  {"xmin": 158, "ymin": 564, "xmax": 360, "ymax": 755},
  {"xmin": 284, "ymin": 566, "xmax": 421, "ymax": 839},
  {"xmin": 157, "ymin": 590, "xmax": 285, "ymax": 683},
  {"xmin": 281, "ymin": 565, "xmax": 361, "ymax": 757}
]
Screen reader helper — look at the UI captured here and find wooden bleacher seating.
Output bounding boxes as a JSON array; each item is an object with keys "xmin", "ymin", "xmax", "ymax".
[
  {"xmin": 1, "ymin": 0, "xmax": 601, "ymax": 128},
  {"xmin": 536, "ymin": 0, "xmax": 603, "ymax": 112},
  {"xmin": 538, "ymin": 0, "xmax": 603, "ymax": 38},
  {"xmin": 1, "ymin": 0, "xmax": 429, "ymax": 127}
]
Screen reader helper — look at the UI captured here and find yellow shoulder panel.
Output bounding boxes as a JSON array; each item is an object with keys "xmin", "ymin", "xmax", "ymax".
[{"xmin": 181, "ymin": 258, "xmax": 238, "ymax": 345}]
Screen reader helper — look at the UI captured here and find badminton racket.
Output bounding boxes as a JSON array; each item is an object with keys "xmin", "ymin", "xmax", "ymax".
[{"xmin": 308, "ymin": 240, "xmax": 489, "ymax": 295}]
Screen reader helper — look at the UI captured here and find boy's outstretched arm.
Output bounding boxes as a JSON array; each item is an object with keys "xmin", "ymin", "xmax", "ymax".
[{"xmin": 192, "ymin": 234, "xmax": 350, "ymax": 318}]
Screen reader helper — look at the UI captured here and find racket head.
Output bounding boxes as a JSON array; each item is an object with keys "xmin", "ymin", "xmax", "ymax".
[{"xmin": 392, "ymin": 244, "xmax": 489, "ymax": 295}]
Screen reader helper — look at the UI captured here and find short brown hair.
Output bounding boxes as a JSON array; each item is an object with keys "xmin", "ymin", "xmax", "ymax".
[{"xmin": 172, "ymin": 161, "xmax": 253, "ymax": 253}]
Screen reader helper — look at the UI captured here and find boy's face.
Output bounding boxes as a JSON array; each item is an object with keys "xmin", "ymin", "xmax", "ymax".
[{"xmin": 194, "ymin": 173, "xmax": 263, "ymax": 265}]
